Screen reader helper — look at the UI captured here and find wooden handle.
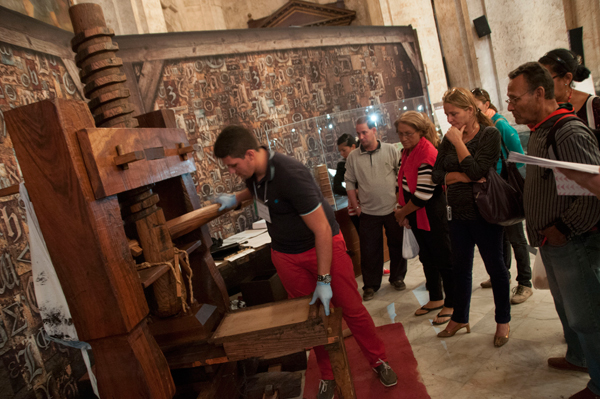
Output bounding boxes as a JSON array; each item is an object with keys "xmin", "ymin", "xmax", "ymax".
[{"xmin": 166, "ymin": 204, "xmax": 224, "ymax": 240}]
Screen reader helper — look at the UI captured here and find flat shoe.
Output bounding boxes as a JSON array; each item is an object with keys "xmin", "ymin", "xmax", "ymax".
[
  {"xmin": 432, "ymin": 313, "xmax": 452, "ymax": 325},
  {"xmin": 414, "ymin": 305, "xmax": 444, "ymax": 316}
]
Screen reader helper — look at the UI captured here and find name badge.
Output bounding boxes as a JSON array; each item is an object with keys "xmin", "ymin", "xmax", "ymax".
[{"xmin": 255, "ymin": 199, "xmax": 271, "ymax": 223}]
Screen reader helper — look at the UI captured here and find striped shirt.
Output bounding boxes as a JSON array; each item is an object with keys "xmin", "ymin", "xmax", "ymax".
[
  {"xmin": 399, "ymin": 162, "xmax": 436, "ymax": 207},
  {"xmin": 524, "ymin": 117, "xmax": 600, "ymax": 247}
]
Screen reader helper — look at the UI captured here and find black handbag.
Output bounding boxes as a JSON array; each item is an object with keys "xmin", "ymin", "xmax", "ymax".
[{"xmin": 473, "ymin": 145, "xmax": 525, "ymax": 226}]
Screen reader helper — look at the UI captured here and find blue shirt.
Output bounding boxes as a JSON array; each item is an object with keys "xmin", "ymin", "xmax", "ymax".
[{"xmin": 493, "ymin": 113, "xmax": 525, "ymax": 174}]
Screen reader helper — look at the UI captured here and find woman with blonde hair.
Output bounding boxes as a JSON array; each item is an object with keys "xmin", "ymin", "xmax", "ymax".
[
  {"xmin": 471, "ymin": 88, "xmax": 533, "ymax": 305},
  {"xmin": 394, "ymin": 111, "xmax": 454, "ymax": 325},
  {"xmin": 431, "ymin": 88, "xmax": 511, "ymax": 347}
]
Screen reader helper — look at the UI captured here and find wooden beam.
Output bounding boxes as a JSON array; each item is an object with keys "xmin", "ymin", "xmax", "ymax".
[
  {"xmin": 166, "ymin": 204, "xmax": 224, "ymax": 240},
  {"xmin": 138, "ymin": 60, "xmax": 165, "ymax": 113},
  {"xmin": 0, "ymin": 7, "xmax": 74, "ymax": 59},
  {"xmin": 62, "ymin": 58, "xmax": 86, "ymax": 100},
  {"xmin": 114, "ymin": 26, "xmax": 418, "ymax": 63}
]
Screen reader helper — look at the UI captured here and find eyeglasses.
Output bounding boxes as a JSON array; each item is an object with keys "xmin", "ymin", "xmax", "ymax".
[
  {"xmin": 471, "ymin": 88, "xmax": 483, "ymax": 96},
  {"xmin": 505, "ymin": 90, "xmax": 533, "ymax": 105},
  {"xmin": 397, "ymin": 131, "xmax": 417, "ymax": 139}
]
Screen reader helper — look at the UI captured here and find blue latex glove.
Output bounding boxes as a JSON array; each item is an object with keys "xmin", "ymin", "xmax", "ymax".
[
  {"xmin": 215, "ymin": 194, "xmax": 237, "ymax": 211},
  {"xmin": 309, "ymin": 281, "xmax": 333, "ymax": 316}
]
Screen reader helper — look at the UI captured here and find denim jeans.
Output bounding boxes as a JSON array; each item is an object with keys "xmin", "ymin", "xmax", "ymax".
[
  {"xmin": 449, "ymin": 219, "xmax": 511, "ymax": 324},
  {"xmin": 540, "ymin": 231, "xmax": 600, "ymax": 395},
  {"xmin": 503, "ymin": 222, "xmax": 532, "ymax": 287}
]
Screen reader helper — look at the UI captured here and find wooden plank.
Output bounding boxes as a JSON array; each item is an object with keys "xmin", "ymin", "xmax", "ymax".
[
  {"xmin": 89, "ymin": 320, "xmax": 176, "ymax": 398},
  {"xmin": 76, "ymin": 127, "xmax": 196, "ymax": 198},
  {"xmin": 162, "ymin": 340, "xmax": 228, "ymax": 369},
  {"xmin": 219, "ymin": 321, "xmax": 333, "ymax": 362},
  {"xmin": 325, "ymin": 308, "xmax": 356, "ymax": 399},
  {"xmin": 138, "ymin": 60, "xmax": 165, "ymax": 113},
  {"xmin": 179, "ymin": 240, "xmax": 203, "ymax": 256},
  {"xmin": 4, "ymin": 99, "xmax": 148, "ymax": 340},
  {"xmin": 121, "ymin": 61, "xmax": 145, "ymax": 117},
  {"xmin": 62, "ymin": 58, "xmax": 86, "ymax": 99},
  {"xmin": 212, "ymin": 297, "xmax": 311, "ymax": 342},
  {"xmin": 115, "ymin": 26, "xmax": 418, "ymax": 63},
  {"xmin": 166, "ymin": 204, "xmax": 224, "ymax": 240},
  {"xmin": 0, "ymin": 184, "xmax": 20, "ymax": 198},
  {"xmin": 0, "ymin": 8, "xmax": 74, "ymax": 59},
  {"xmin": 138, "ymin": 264, "xmax": 170, "ymax": 288},
  {"xmin": 195, "ymin": 361, "xmax": 238, "ymax": 399}
]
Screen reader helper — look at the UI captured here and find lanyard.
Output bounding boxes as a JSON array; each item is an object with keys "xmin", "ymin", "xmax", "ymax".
[{"xmin": 253, "ymin": 180, "xmax": 268, "ymax": 203}]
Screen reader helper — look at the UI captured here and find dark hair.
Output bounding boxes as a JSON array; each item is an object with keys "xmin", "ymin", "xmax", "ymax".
[
  {"xmin": 508, "ymin": 62, "xmax": 555, "ymax": 100},
  {"xmin": 539, "ymin": 48, "xmax": 591, "ymax": 82},
  {"xmin": 355, "ymin": 116, "xmax": 376, "ymax": 129},
  {"xmin": 337, "ymin": 133, "xmax": 357, "ymax": 147},
  {"xmin": 471, "ymin": 88, "xmax": 498, "ymax": 112},
  {"xmin": 442, "ymin": 87, "xmax": 493, "ymax": 127},
  {"xmin": 214, "ymin": 125, "xmax": 259, "ymax": 159}
]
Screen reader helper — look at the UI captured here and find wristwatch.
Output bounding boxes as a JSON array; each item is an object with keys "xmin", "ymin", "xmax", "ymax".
[{"xmin": 317, "ymin": 274, "xmax": 332, "ymax": 284}]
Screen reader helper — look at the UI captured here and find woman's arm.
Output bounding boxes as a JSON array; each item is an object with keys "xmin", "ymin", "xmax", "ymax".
[{"xmin": 460, "ymin": 127, "xmax": 501, "ymax": 181}]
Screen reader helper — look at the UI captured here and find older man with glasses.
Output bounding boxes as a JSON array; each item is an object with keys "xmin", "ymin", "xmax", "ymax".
[{"xmin": 507, "ymin": 61, "xmax": 600, "ymax": 399}]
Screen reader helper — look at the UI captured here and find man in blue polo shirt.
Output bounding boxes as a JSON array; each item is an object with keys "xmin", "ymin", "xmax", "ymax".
[{"xmin": 213, "ymin": 125, "xmax": 397, "ymax": 399}]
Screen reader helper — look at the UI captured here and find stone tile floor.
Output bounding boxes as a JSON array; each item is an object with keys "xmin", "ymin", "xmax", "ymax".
[{"xmin": 360, "ymin": 250, "xmax": 590, "ymax": 399}]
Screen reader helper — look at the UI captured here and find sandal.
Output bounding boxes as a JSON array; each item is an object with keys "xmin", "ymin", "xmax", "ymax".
[
  {"xmin": 432, "ymin": 313, "xmax": 452, "ymax": 325},
  {"xmin": 414, "ymin": 305, "xmax": 444, "ymax": 316}
]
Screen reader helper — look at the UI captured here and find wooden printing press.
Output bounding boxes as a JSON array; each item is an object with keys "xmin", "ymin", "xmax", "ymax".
[{"xmin": 4, "ymin": 3, "xmax": 356, "ymax": 399}]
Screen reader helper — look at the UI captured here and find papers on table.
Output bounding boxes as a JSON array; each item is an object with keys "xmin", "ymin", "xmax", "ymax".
[
  {"xmin": 221, "ymin": 228, "xmax": 269, "ymax": 246},
  {"xmin": 507, "ymin": 152, "xmax": 599, "ymax": 196}
]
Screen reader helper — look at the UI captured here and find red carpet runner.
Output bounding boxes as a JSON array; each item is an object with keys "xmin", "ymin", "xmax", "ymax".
[{"xmin": 304, "ymin": 323, "xmax": 430, "ymax": 398}]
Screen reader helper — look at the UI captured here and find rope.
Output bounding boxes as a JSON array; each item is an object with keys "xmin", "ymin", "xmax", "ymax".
[{"xmin": 136, "ymin": 248, "xmax": 194, "ymax": 314}]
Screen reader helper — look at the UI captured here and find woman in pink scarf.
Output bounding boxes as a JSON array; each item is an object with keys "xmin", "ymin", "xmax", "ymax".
[{"xmin": 394, "ymin": 111, "xmax": 454, "ymax": 325}]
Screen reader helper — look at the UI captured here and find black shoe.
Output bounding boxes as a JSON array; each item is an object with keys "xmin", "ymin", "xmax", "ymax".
[
  {"xmin": 363, "ymin": 288, "xmax": 375, "ymax": 301},
  {"xmin": 317, "ymin": 379, "xmax": 336, "ymax": 399},
  {"xmin": 373, "ymin": 360, "xmax": 398, "ymax": 387},
  {"xmin": 391, "ymin": 280, "xmax": 406, "ymax": 291}
]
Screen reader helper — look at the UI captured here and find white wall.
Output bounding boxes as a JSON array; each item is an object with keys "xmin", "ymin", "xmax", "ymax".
[
  {"xmin": 73, "ymin": 0, "xmax": 168, "ymax": 34},
  {"xmin": 480, "ymin": 0, "xmax": 569, "ymax": 108},
  {"xmin": 382, "ymin": 0, "xmax": 448, "ymax": 103}
]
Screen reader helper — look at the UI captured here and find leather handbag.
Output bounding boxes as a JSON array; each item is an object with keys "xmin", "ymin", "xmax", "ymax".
[{"xmin": 473, "ymin": 150, "xmax": 525, "ymax": 226}]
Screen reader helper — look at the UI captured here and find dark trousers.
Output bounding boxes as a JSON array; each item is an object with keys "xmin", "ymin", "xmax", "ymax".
[
  {"xmin": 350, "ymin": 215, "xmax": 360, "ymax": 233},
  {"xmin": 359, "ymin": 212, "xmax": 407, "ymax": 291},
  {"xmin": 503, "ymin": 222, "xmax": 532, "ymax": 287},
  {"xmin": 411, "ymin": 218, "xmax": 454, "ymax": 308},
  {"xmin": 449, "ymin": 219, "xmax": 511, "ymax": 324}
]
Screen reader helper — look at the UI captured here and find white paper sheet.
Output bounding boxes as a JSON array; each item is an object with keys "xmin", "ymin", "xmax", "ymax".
[
  {"xmin": 553, "ymin": 169, "xmax": 594, "ymax": 196},
  {"xmin": 507, "ymin": 152, "xmax": 600, "ymax": 174},
  {"xmin": 507, "ymin": 152, "xmax": 598, "ymax": 196},
  {"xmin": 221, "ymin": 228, "xmax": 269, "ymax": 246}
]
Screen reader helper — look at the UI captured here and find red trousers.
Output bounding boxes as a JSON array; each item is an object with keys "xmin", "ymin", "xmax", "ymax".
[{"xmin": 271, "ymin": 232, "xmax": 387, "ymax": 380}]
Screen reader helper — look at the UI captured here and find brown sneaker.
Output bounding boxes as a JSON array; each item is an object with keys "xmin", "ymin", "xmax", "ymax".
[
  {"xmin": 480, "ymin": 279, "xmax": 492, "ymax": 288},
  {"xmin": 511, "ymin": 285, "xmax": 533, "ymax": 304},
  {"xmin": 548, "ymin": 357, "xmax": 588, "ymax": 373},
  {"xmin": 363, "ymin": 288, "xmax": 375, "ymax": 301}
]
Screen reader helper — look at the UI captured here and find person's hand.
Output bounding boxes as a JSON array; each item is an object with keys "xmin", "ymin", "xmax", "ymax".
[
  {"xmin": 472, "ymin": 177, "xmax": 487, "ymax": 184},
  {"xmin": 309, "ymin": 281, "xmax": 333, "ymax": 316},
  {"xmin": 394, "ymin": 208, "xmax": 404, "ymax": 224},
  {"xmin": 445, "ymin": 126, "xmax": 465, "ymax": 145},
  {"xmin": 402, "ymin": 218, "xmax": 410, "ymax": 229},
  {"xmin": 215, "ymin": 194, "xmax": 237, "ymax": 211},
  {"xmin": 355, "ymin": 206, "xmax": 362, "ymax": 217},
  {"xmin": 541, "ymin": 225, "xmax": 567, "ymax": 247}
]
